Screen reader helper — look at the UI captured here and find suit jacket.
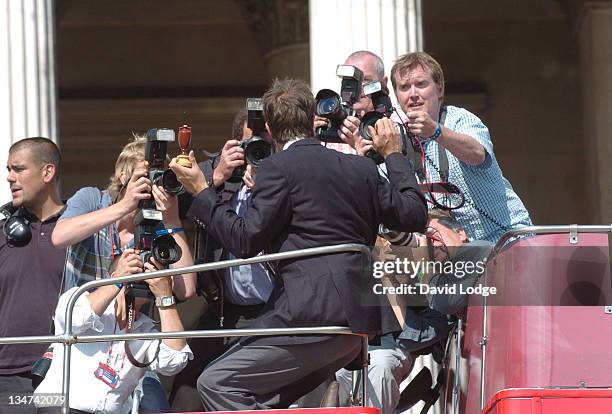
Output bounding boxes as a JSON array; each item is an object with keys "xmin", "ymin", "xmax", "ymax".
[
  {"xmin": 188, "ymin": 138, "xmax": 427, "ymax": 344},
  {"xmin": 188, "ymin": 159, "xmax": 249, "ymax": 322}
]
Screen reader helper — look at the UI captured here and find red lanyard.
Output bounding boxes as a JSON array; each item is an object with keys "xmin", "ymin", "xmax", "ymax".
[
  {"xmin": 109, "ymin": 224, "xmax": 119, "ymax": 260},
  {"xmin": 105, "ymin": 320, "xmax": 126, "ymax": 371}
]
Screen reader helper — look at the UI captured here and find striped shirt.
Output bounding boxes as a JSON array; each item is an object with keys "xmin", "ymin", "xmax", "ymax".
[{"xmin": 61, "ymin": 187, "xmax": 135, "ymax": 290}]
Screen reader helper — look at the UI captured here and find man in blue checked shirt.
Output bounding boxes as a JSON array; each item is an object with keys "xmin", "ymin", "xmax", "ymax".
[
  {"xmin": 334, "ymin": 50, "xmax": 531, "ymax": 414},
  {"xmin": 390, "ymin": 52, "xmax": 532, "ymax": 242}
]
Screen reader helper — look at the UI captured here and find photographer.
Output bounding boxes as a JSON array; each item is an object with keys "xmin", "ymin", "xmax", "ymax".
[
  {"xmin": 389, "ymin": 52, "xmax": 531, "ymax": 242},
  {"xmin": 0, "ymin": 138, "xmax": 65, "ymax": 414},
  {"xmin": 169, "ymin": 109, "xmax": 274, "ymax": 412},
  {"xmin": 315, "ymin": 50, "xmax": 388, "ymax": 154},
  {"xmin": 34, "ymin": 251, "xmax": 192, "ymax": 414},
  {"xmin": 170, "ymin": 78, "xmax": 427, "ymax": 411},
  {"xmin": 50, "ymin": 134, "xmax": 196, "ymax": 412},
  {"xmin": 51, "ymin": 134, "xmax": 196, "ymax": 297},
  {"xmin": 337, "ymin": 210, "xmax": 493, "ymax": 412},
  {"xmin": 311, "ymin": 51, "xmax": 417, "ymax": 414}
]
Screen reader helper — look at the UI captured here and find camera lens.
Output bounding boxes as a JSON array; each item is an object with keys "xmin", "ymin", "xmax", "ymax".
[
  {"xmin": 161, "ymin": 169, "xmax": 185, "ymax": 195},
  {"xmin": 359, "ymin": 111, "xmax": 384, "ymax": 141},
  {"xmin": 318, "ymin": 97, "xmax": 338, "ymax": 116},
  {"xmin": 244, "ymin": 139, "xmax": 273, "ymax": 167},
  {"xmin": 151, "ymin": 234, "xmax": 182, "ymax": 266}
]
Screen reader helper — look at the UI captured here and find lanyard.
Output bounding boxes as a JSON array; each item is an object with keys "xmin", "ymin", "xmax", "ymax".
[{"xmin": 104, "ymin": 320, "xmax": 126, "ymax": 371}]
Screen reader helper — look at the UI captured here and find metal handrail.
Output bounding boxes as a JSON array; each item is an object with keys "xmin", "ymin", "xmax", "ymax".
[
  {"xmin": 56, "ymin": 243, "xmax": 370, "ymax": 413},
  {"xmin": 479, "ymin": 224, "xmax": 612, "ymax": 410},
  {"xmin": 487, "ymin": 224, "xmax": 612, "ymax": 264}
]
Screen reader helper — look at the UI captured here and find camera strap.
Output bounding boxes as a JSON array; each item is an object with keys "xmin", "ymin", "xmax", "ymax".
[
  {"xmin": 435, "ymin": 107, "xmax": 449, "ymax": 182},
  {"xmin": 123, "ymin": 293, "xmax": 160, "ymax": 368}
]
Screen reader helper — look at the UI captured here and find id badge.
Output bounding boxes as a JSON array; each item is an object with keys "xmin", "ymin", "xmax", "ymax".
[{"xmin": 94, "ymin": 362, "xmax": 120, "ymax": 388}]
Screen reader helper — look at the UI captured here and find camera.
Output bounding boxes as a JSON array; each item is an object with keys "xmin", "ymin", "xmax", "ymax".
[
  {"xmin": 229, "ymin": 98, "xmax": 274, "ymax": 183},
  {"xmin": 128, "ymin": 128, "xmax": 183, "ymax": 299},
  {"xmin": 315, "ymin": 65, "xmax": 364, "ymax": 143},
  {"xmin": 358, "ymin": 81, "xmax": 412, "ymax": 164},
  {"xmin": 145, "ymin": 128, "xmax": 185, "ymax": 196}
]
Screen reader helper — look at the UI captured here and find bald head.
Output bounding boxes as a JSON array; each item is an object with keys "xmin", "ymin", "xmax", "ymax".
[
  {"xmin": 344, "ymin": 51, "xmax": 388, "ymax": 116},
  {"xmin": 345, "ymin": 51, "xmax": 386, "ymax": 83}
]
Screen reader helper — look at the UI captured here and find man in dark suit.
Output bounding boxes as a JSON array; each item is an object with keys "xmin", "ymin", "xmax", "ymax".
[
  {"xmin": 170, "ymin": 109, "xmax": 275, "ymax": 412},
  {"xmin": 169, "ymin": 78, "xmax": 427, "ymax": 411}
]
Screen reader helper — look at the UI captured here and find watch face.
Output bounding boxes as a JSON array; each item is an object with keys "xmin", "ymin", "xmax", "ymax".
[{"xmin": 157, "ymin": 296, "xmax": 175, "ymax": 308}]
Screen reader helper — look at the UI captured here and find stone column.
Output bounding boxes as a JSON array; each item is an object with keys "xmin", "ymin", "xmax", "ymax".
[
  {"xmin": 0, "ymin": 0, "xmax": 58, "ymax": 203},
  {"xmin": 309, "ymin": 0, "xmax": 423, "ymax": 93},
  {"xmin": 571, "ymin": 0, "xmax": 612, "ymax": 222},
  {"xmin": 310, "ymin": 4, "xmax": 441, "ymax": 414},
  {"xmin": 237, "ymin": 0, "xmax": 310, "ymax": 83}
]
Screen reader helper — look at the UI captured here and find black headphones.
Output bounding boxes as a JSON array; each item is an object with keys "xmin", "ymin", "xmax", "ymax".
[{"xmin": 1, "ymin": 202, "xmax": 32, "ymax": 247}]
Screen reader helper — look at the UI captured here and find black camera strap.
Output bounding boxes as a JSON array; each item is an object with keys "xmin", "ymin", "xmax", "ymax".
[
  {"xmin": 435, "ymin": 107, "xmax": 449, "ymax": 182},
  {"xmin": 123, "ymin": 293, "xmax": 160, "ymax": 368}
]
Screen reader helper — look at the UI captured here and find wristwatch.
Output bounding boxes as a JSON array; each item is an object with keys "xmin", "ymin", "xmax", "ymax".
[{"xmin": 155, "ymin": 295, "xmax": 176, "ymax": 309}]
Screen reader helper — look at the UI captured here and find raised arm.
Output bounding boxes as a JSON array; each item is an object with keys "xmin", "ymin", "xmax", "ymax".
[
  {"xmin": 370, "ymin": 118, "xmax": 428, "ymax": 233},
  {"xmin": 144, "ymin": 260, "xmax": 187, "ymax": 351},
  {"xmin": 151, "ymin": 184, "xmax": 196, "ymax": 300},
  {"xmin": 52, "ymin": 166, "xmax": 151, "ymax": 248}
]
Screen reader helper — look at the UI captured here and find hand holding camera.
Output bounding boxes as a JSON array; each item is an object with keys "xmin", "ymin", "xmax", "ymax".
[
  {"xmin": 406, "ymin": 110, "xmax": 437, "ymax": 138},
  {"xmin": 338, "ymin": 115, "xmax": 362, "ymax": 148},
  {"xmin": 151, "ymin": 184, "xmax": 180, "ymax": 227},
  {"xmin": 112, "ymin": 248, "xmax": 143, "ymax": 279},
  {"xmin": 314, "ymin": 65, "xmax": 364, "ymax": 143},
  {"xmin": 143, "ymin": 258, "xmax": 173, "ymax": 299},
  {"xmin": 213, "ymin": 139, "xmax": 245, "ymax": 186},
  {"xmin": 370, "ymin": 117, "xmax": 403, "ymax": 159},
  {"xmin": 243, "ymin": 164, "xmax": 256, "ymax": 189},
  {"xmin": 119, "ymin": 162, "xmax": 151, "ymax": 213}
]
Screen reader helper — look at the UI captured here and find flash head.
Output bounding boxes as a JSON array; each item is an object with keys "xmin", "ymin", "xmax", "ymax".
[
  {"xmin": 336, "ymin": 65, "xmax": 364, "ymax": 80},
  {"xmin": 246, "ymin": 98, "xmax": 266, "ymax": 136},
  {"xmin": 363, "ymin": 80, "xmax": 383, "ymax": 96},
  {"xmin": 146, "ymin": 128, "xmax": 175, "ymax": 142}
]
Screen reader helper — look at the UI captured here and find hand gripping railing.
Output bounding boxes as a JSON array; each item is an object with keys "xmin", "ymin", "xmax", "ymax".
[{"xmin": 0, "ymin": 243, "xmax": 370, "ymax": 414}]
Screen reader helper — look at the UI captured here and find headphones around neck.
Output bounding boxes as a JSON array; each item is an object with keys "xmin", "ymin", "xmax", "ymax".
[{"xmin": 1, "ymin": 202, "xmax": 32, "ymax": 247}]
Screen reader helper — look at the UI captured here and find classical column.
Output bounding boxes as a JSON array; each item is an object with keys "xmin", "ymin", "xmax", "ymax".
[
  {"xmin": 0, "ymin": 0, "xmax": 58, "ymax": 203},
  {"xmin": 571, "ymin": 0, "xmax": 612, "ymax": 222},
  {"xmin": 237, "ymin": 0, "xmax": 310, "ymax": 83},
  {"xmin": 309, "ymin": 0, "xmax": 423, "ymax": 93}
]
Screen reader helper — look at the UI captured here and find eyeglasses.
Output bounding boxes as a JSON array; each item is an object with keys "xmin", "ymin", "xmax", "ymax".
[{"xmin": 424, "ymin": 226, "xmax": 450, "ymax": 260}]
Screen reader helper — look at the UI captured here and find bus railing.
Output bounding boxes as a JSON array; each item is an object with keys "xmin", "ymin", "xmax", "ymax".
[{"xmin": 0, "ymin": 243, "xmax": 372, "ymax": 414}]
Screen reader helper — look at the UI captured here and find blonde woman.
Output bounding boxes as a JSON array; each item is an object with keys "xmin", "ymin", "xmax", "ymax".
[{"xmin": 52, "ymin": 134, "xmax": 196, "ymax": 298}]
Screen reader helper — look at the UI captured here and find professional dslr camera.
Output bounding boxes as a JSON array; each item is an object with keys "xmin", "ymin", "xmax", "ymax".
[
  {"xmin": 358, "ymin": 80, "xmax": 413, "ymax": 164},
  {"xmin": 127, "ymin": 128, "xmax": 183, "ymax": 299},
  {"xmin": 229, "ymin": 98, "xmax": 274, "ymax": 182},
  {"xmin": 143, "ymin": 128, "xmax": 185, "ymax": 196},
  {"xmin": 315, "ymin": 65, "xmax": 364, "ymax": 143}
]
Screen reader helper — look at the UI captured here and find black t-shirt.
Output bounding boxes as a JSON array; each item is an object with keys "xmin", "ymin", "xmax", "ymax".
[{"xmin": 0, "ymin": 209, "xmax": 66, "ymax": 374}]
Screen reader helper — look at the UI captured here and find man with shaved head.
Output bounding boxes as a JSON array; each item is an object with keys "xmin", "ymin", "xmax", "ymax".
[{"xmin": 0, "ymin": 138, "xmax": 65, "ymax": 413}]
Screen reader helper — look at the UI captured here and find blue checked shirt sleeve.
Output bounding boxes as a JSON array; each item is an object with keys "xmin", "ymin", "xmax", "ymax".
[{"xmin": 445, "ymin": 107, "xmax": 493, "ymax": 168}]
